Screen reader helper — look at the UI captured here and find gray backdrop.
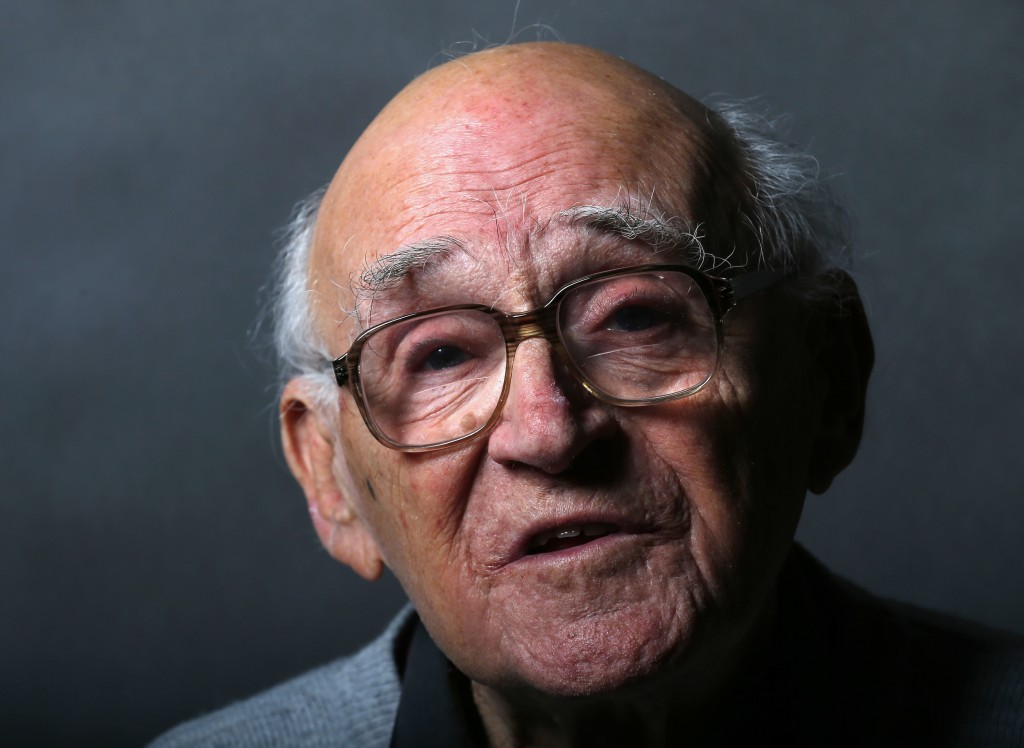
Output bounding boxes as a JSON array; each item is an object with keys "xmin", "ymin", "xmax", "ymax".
[{"xmin": 3, "ymin": 1, "xmax": 1022, "ymax": 745}]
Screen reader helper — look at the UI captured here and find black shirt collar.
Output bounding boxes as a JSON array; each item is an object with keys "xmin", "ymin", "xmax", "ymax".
[{"xmin": 390, "ymin": 616, "xmax": 486, "ymax": 748}]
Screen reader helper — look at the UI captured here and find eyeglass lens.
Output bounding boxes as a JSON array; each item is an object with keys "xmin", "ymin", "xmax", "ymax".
[{"xmin": 357, "ymin": 269, "xmax": 718, "ymax": 447}]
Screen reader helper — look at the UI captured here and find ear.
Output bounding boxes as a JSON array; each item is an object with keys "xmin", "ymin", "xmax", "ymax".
[
  {"xmin": 279, "ymin": 378, "xmax": 384, "ymax": 581},
  {"xmin": 806, "ymin": 272, "xmax": 875, "ymax": 494}
]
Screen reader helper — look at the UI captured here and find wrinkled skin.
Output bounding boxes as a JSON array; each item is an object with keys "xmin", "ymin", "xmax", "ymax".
[{"xmin": 281, "ymin": 43, "xmax": 869, "ymax": 746}]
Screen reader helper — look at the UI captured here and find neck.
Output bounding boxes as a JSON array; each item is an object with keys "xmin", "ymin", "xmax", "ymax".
[{"xmin": 472, "ymin": 683, "xmax": 711, "ymax": 748}]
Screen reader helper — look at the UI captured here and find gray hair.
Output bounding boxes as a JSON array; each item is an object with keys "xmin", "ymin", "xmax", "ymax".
[
  {"xmin": 269, "ymin": 98, "xmax": 852, "ymax": 389},
  {"xmin": 708, "ymin": 98, "xmax": 852, "ymax": 291},
  {"xmin": 269, "ymin": 184, "xmax": 337, "ymax": 406}
]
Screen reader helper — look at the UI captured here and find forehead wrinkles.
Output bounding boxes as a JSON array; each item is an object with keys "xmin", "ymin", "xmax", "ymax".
[{"xmin": 382, "ymin": 107, "xmax": 706, "ymax": 246}]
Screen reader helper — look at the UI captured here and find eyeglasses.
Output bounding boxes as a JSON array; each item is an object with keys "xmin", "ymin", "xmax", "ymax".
[{"xmin": 331, "ymin": 264, "xmax": 786, "ymax": 452}]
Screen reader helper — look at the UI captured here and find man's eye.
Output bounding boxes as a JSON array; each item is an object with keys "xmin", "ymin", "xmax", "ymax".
[
  {"xmin": 607, "ymin": 305, "xmax": 667, "ymax": 332},
  {"xmin": 424, "ymin": 345, "xmax": 469, "ymax": 371}
]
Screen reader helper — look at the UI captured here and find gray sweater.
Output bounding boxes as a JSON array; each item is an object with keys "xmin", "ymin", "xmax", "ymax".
[{"xmin": 150, "ymin": 610, "xmax": 410, "ymax": 748}]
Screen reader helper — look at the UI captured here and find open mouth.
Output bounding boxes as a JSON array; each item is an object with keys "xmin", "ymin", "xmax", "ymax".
[{"xmin": 527, "ymin": 522, "xmax": 618, "ymax": 555}]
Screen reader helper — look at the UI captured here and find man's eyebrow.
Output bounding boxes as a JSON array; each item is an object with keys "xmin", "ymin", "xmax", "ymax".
[
  {"xmin": 353, "ymin": 207, "xmax": 706, "ymax": 300},
  {"xmin": 354, "ymin": 235, "xmax": 463, "ymax": 299},
  {"xmin": 558, "ymin": 205, "xmax": 704, "ymax": 256}
]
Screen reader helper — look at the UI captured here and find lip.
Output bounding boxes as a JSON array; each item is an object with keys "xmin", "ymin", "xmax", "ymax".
[{"xmin": 498, "ymin": 511, "xmax": 648, "ymax": 568}]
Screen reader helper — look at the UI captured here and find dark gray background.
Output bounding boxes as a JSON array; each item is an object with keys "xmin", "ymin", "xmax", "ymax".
[{"xmin": 3, "ymin": 1, "xmax": 1022, "ymax": 745}]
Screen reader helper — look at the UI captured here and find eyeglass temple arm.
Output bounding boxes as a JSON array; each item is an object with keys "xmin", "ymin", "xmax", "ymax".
[
  {"xmin": 331, "ymin": 355, "xmax": 350, "ymax": 387},
  {"xmin": 732, "ymin": 268, "xmax": 790, "ymax": 298},
  {"xmin": 713, "ymin": 268, "xmax": 791, "ymax": 311}
]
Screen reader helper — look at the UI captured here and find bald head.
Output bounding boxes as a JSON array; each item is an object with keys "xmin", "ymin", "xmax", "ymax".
[{"xmin": 328, "ymin": 42, "xmax": 715, "ymax": 206}]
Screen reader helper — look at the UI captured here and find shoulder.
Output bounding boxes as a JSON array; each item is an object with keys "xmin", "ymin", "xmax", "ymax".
[
  {"xmin": 149, "ymin": 608, "xmax": 415, "ymax": 748},
  {"xmin": 877, "ymin": 592, "xmax": 1024, "ymax": 744},
  {"xmin": 790, "ymin": 547, "xmax": 1024, "ymax": 745}
]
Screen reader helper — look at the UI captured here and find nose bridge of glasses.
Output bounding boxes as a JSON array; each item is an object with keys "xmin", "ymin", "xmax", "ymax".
[
  {"xmin": 496, "ymin": 306, "xmax": 586, "ymax": 418},
  {"xmin": 500, "ymin": 306, "xmax": 561, "ymax": 352}
]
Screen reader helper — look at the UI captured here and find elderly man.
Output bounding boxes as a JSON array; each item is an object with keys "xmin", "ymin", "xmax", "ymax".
[{"xmin": 154, "ymin": 43, "xmax": 1022, "ymax": 747}]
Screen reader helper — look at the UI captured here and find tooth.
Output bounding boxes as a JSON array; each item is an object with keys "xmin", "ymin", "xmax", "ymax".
[{"xmin": 556, "ymin": 527, "xmax": 582, "ymax": 539}]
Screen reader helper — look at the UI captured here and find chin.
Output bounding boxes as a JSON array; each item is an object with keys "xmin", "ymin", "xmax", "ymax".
[{"xmin": 474, "ymin": 603, "xmax": 702, "ymax": 700}]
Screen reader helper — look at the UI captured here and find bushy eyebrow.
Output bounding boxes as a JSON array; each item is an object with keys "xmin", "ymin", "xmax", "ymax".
[
  {"xmin": 352, "ymin": 205, "xmax": 704, "ymax": 301},
  {"xmin": 558, "ymin": 204, "xmax": 703, "ymax": 254},
  {"xmin": 354, "ymin": 235, "xmax": 463, "ymax": 299}
]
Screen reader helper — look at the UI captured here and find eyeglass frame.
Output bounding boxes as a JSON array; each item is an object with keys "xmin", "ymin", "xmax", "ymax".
[{"xmin": 330, "ymin": 263, "xmax": 788, "ymax": 452}]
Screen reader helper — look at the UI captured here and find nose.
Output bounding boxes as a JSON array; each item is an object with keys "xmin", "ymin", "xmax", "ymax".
[{"xmin": 487, "ymin": 338, "xmax": 616, "ymax": 473}]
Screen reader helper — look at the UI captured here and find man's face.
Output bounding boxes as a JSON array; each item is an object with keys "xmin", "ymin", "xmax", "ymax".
[{"xmin": 309, "ymin": 45, "xmax": 823, "ymax": 697}]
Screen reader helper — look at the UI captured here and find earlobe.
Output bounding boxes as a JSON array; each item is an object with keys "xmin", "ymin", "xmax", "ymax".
[
  {"xmin": 806, "ymin": 273, "xmax": 875, "ymax": 494},
  {"xmin": 306, "ymin": 501, "xmax": 384, "ymax": 582},
  {"xmin": 280, "ymin": 378, "xmax": 385, "ymax": 581}
]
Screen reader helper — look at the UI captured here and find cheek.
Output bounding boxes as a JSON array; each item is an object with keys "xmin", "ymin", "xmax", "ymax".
[
  {"xmin": 335, "ymin": 411, "xmax": 410, "ymax": 560},
  {"xmin": 340, "ymin": 418, "xmax": 481, "ymax": 580},
  {"xmin": 401, "ymin": 445, "xmax": 484, "ymax": 545},
  {"xmin": 632, "ymin": 362, "xmax": 810, "ymax": 584},
  {"xmin": 636, "ymin": 375, "xmax": 755, "ymax": 509},
  {"xmin": 368, "ymin": 449, "xmax": 494, "ymax": 648}
]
